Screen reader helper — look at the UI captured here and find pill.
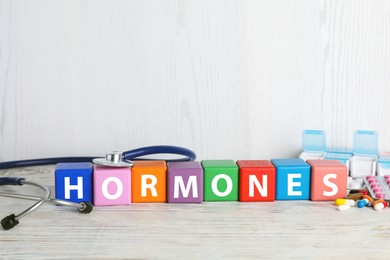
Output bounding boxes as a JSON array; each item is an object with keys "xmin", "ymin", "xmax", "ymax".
[
  {"xmin": 349, "ymin": 189, "xmax": 368, "ymax": 195},
  {"xmin": 357, "ymin": 199, "xmax": 368, "ymax": 208},
  {"xmin": 337, "ymin": 204, "xmax": 351, "ymax": 211},
  {"xmin": 357, "ymin": 200, "xmax": 366, "ymax": 208},
  {"xmin": 371, "ymin": 184, "xmax": 381, "ymax": 189},
  {"xmin": 363, "ymin": 177, "xmax": 390, "ymax": 201},
  {"xmin": 374, "ymin": 203, "xmax": 385, "ymax": 211},
  {"xmin": 334, "ymin": 199, "xmax": 355, "ymax": 206},
  {"xmin": 363, "ymin": 195, "xmax": 374, "ymax": 202},
  {"xmin": 366, "ymin": 176, "xmax": 375, "ymax": 180},
  {"xmin": 372, "ymin": 199, "xmax": 385, "ymax": 207},
  {"xmin": 375, "ymin": 193, "xmax": 385, "ymax": 199},
  {"xmin": 346, "ymin": 193, "xmax": 364, "ymax": 201},
  {"xmin": 374, "ymin": 202, "xmax": 388, "ymax": 211}
]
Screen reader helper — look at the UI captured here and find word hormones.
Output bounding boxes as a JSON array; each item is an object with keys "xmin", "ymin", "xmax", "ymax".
[{"xmin": 55, "ymin": 159, "xmax": 348, "ymax": 206}]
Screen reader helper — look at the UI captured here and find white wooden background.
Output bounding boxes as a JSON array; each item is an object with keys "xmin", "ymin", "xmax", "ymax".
[{"xmin": 1, "ymin": 1, "xmax": 390, "ymax": 162}]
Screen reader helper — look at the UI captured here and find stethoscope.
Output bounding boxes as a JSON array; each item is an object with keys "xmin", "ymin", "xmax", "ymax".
[{"xmin": 0, "ymin": 145, "xmax": 196, "ymax": 230}]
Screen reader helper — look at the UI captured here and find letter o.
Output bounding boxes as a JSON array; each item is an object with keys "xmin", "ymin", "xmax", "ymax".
[
  {"xmin": 102, "ymin": 177, "xmax": 123, "ymax": 200},
  {"xmin": 211, "ymin": 174, "xmax": 233, "ymax": 197}
]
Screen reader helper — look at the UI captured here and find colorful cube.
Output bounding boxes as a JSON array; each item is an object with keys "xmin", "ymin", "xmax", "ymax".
[
  {"xmin": 167, "ymin": 161, "xmax": 203, "ymax": 203},
  {"xmin": 307, "ymin": 160, "xmax": 347, "ymax": 201},
  {"xmin": 131, "ymin": 161, "xmax": 167, "ymax": 203},
  {"xmin": 201, "ymin": 160, "xmax": 238, "ymax": 201},
  {"xmin": 55, "ymin": 162, "xmax": 93, "ymax": 204},
  {"xmin": 93, "ymin": 165, "xmax": 131, "ymax": 206},
  {"xmin": 237, "ymin": 160, "xmax": 276, "ymax": 202},
  {"xmin": 271, "ymin": 159, "xmax": 310, "ymax": 200}
]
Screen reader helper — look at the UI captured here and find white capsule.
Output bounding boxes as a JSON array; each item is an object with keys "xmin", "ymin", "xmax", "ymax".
[
  {"xmin": 337, "ymin": 204, "xmax": 351, "ymax": 211},
  {"xmin": 374, "ymin": 202, "xmax": 385, "ymax": 211}
]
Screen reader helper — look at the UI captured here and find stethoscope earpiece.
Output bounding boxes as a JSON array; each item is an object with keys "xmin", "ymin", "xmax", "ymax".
[{"xmin": 1, "ymin": 214, "xmax": 19, "ymax": 230}]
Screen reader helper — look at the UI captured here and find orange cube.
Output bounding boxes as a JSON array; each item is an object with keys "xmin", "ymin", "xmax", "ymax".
[{"xmin": 131, "ymin": 161, "xmax": 167, "ymax": 203}]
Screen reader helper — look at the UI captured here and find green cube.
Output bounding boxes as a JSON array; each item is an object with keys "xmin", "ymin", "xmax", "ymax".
[{"xmin": 201, "ymin": 160, "xmax": 239, "ymax": 201}]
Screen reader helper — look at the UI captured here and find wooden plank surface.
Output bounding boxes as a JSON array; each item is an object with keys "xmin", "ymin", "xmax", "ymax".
[{"xmin": 1, "ymin": 166, "xmax": 389, "ymax": 259}]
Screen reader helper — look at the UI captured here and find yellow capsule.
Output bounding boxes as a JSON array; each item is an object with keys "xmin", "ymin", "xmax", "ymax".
[{"xmin": 335, "ymin": 198, "xmax": 355, "ymax": 206}]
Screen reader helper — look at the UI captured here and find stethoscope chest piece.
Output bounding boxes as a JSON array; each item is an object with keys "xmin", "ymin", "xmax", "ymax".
[{"xmin": 92, "ymin": 152, "xmax": 133, "ymax": 167}]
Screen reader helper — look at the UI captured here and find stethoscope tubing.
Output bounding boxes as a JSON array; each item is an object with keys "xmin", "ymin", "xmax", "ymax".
[
  {"xmin": 0, "ymin": 145, "xmax": 196, "ymax": 169},
  {"xmin": 0, "ymin": 177, "xmax": 93, "ymax": 230},
  {"xmin": 0, "ymin": 191, "xmax": 84, "ymax": 209},
  {"xmin": 122, "ymin": 145, "xmax": 196, "ymax": 162},
  {"xmin": 0, "ymin": 157, "xmax": 97, "ymax": 170},
  {"xmin": 0, "ymin": 145, "xmax": 196, "ymax": 230},
  {"xmin": 0, "ymin": 178, "xmax": 50, "ymax": 229},
  {"xmin": 14, "ymin": 180, "xmax": 50, "ymax": 220}
]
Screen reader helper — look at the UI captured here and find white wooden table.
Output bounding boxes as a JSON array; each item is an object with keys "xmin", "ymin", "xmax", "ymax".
[{"xmin": 1, "ymin": 166, "xmax": 389, "ymax": 259}]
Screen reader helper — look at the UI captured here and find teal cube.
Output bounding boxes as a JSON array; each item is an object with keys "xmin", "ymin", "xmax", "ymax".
[{"xmin": 201, "ymin": 160, "xmax": 238, "ymax": 201}]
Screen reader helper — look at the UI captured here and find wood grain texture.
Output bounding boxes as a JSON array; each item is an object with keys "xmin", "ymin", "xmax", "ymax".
[
  {"xmin": 1, "ymin": 2, "xmax": 390, "ymax": 164},
  {"xmin": 1, "ymin": 166, "xmax": 390, "ymax": 259},
  {"xmin": 3, "ymin": 1, "xmax": 390, "ymax": 255}
]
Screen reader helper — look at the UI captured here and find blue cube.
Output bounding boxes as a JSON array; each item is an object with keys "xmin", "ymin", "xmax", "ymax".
[
  {"xmin": 271, "ymin": 159, "xmax": 310, "ymax": 200},
  {"xmin": 55, "ymin": 162, "xmax": 93, "ymax": 203}
]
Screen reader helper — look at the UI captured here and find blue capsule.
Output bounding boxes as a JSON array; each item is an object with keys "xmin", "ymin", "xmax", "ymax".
[{"xmin": 357, "ymin": 199, "xmax": 368, "ymax": 208}]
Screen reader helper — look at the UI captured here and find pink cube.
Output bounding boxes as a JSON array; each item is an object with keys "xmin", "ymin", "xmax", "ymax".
[
  {"xmin": 93, "ymin": 165, "xmax": 131, "ymax": 206},
  {"xmin": 307, "ymin": 160, "xmax": 348, "ymax": 201}
]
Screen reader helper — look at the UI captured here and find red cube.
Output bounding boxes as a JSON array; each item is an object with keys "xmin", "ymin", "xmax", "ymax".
[{"xmin": 237, "ymin": 160, "xmax": 276, "ymax": 202}]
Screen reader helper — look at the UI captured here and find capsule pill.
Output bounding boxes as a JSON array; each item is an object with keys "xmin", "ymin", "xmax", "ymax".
[
  {"xmin": 337, "ymin": 204, "xmax": 351, "ymax": 211},
  {"xmin": 346, "ymin": 193, "xmax": 364, "ymax": 201},
  {"xmin": 372, "ymin": 199, "xmax": 385, "ymax": 207},
  {"xmin": 374, "ymin": 201, "xmax": 388, "ymax": 211},
  {"xmin": 362, "ymin": 195, "xmax": 374, "ymax": 202},
  {"xmin": 334, "ymin": 199, "xmax": 355, "ymax": 206},
  {"xmin": 357, "ymin": 199, "xmax": 367, "ymax": 208}
]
